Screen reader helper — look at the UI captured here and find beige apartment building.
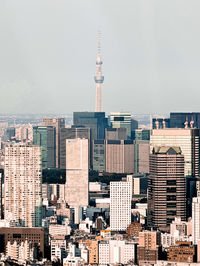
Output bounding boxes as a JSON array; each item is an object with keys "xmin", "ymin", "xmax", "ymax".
[
  {"xmin": 4, "ymin": 143, "xmax": 42, "ymax": 227},
  {"xmin": 65, "ymin": 138, "xmax": 89, "ymax": 207}
]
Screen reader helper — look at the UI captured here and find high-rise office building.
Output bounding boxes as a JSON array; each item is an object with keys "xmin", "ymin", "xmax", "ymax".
[
  {"xmin": 134, "ymin": 140, "xmax": 150, "ymax": 174},
  {"xmin": 42, "ymin": 118, "xmax": 65, "ymax": 168},
  {"xmin": 150, "ymin": 128, "xmax": 200, "ymax": 177},
  {"xmin": 4, "ymin": 143, "xmax": 42, "ymax": 227},
  {"xmin": 105, "ymin": 128, "xmax": 127, "ymax": 140},
  {"xmin": 65, "ymin": 138, "xmax": 89, "ymax": 207},
  {"xmin": 73, "ymin": 112, "xmax": 108, "ymax": 140},
  {"xmin": 110, "ymin": 112, "xmax": 132, "ymax": 139},
  {"xmin": 110, "ymin": 181, "xmax": 131, "ymax": 231},
  {"xmin": 148, "ymin": 146, "xmax": 186, "ymax": 232},
  {"xmin": 33, "ymin": 126, "xmax": 56, "ymax": 169},
  {"xmin": 93, "ymin": 140, "xmax": 105, "ymax": 172},
  {"xmin": 170, "ymin": 112, "xmax": 200, "ymax": 128},
  {"xmin": 132, "ymin": 129, "xmax": 150, "ymax": 141},
  {"xmin": 60, "ymin": 127, "xmax": 90, "ymax": 169},
  {"xmin": 105, "ymin": 140, "xmax": 134, "ymax": 174},
  {"xmin": 192, "ymin": 197, "xmax": 200, "ymax": 245}
]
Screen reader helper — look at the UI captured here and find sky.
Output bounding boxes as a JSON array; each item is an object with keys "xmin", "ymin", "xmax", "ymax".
[{"xmin": 1, "ymin": 0, "xmax": 200, "ymax": 115}]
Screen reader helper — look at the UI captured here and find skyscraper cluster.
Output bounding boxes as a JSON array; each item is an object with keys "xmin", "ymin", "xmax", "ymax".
[{"xmin": 1, "ymin": 35, "xmax": 200, "ymax": 265}]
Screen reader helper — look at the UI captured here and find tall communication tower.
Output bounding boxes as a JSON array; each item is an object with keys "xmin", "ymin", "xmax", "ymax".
[{"xmin": 94, "ymin": 31, "xmax": 104, "ymax": 112}]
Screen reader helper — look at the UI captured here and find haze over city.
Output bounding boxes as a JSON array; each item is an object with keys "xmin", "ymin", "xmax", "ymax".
[{"xmin": 1, "ymin": 0, "xmax": 200, "ymax": 114}]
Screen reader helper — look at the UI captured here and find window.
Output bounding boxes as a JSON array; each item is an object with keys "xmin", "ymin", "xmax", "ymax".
[
  {"xmin": 167, "ymin": 180, "xmax": 176, "ymax": 185},
  {"xmin": 167, "ymin": 203, "xmax": 176, "ymax": 208},
  {"xmin": 167, "ymin": 210, "xmax": 176, "ymax": 216},
  {"xmin": 167, "ymin": 195, "xmax": 176, "ymax": 201},
  {"xmin": 167, "ymin": 187, "xmax": 176, "ymax": 193}
]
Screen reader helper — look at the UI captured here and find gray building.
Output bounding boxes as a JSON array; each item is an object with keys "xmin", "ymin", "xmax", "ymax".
[
  {"xmin": 134, "ymin": 140, "xmax": 150, "ymax": 174},
  {"xmin": 93, "ymin": 140, "xmax": 105, "ymax": 172},
  {"xmin": 105, "ymin": 128, "xmax": 127, "ymax": 140},
  {"xmin": 110, "ymin": 112, "xmax": 132, "ymax": 139},
  {"xmin": 33, "ymin": 126, "xmax": 56, "ymax": 169},
  {"xmin": 105, "ymin": 140, "xmax": 134, "ymax": 174},
  {"xmin": 73, "ymin": 112, "xmax": 108, "ymax": 140},
  {"xmin": 170, "ymin": 112, "xmax": 200, "ymax": 128},
  {"xmin": 42, "ymin": 118, "xmax": 65, "ymax": 168},
  {"xmin": 60, "ymin": 127, "xmax": 90, "ymax": 169}
]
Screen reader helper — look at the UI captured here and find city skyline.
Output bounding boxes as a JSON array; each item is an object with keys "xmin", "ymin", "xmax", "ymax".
[{"xmin": 1, "ymin": 1, "xmax": 200, "ymax": 114}]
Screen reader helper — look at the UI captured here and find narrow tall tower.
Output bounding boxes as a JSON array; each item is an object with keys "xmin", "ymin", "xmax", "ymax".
[{"xmin": 95, "ymin": 31, "xmax": 104, "ymax": 112}]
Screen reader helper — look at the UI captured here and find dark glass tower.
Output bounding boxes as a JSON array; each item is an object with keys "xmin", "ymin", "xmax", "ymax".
[
  {"xmin": 73, "ymin": 112, "xmax": 108, "ymax": 140},
  {"xmin": 170, "ymin": 112, "xmax": 200, "ymax": 128},
  {"xmin": 33, "ymin": 126, "xmax": 56, "ymax": 169}
]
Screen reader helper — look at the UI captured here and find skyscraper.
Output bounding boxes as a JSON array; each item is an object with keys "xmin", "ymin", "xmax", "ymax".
[
  {"xmin": 110, "ymin": 181, "xmax": 131, "ymax": 231},
  {"xmin": 73, "ymin": 112, "xmax": 108, "ymax": 140},
  {"xmin": 94, "ymin": 31, "xmax": 104, "ymax": 112},
  {"xmin": 105, "ymin": 140, "xmax": 134, "ymax": 174},
  {"xmin": 65, "ymin": 138, "xmax": 89, "ymax": 207},
  {"xmin": 93, "ymin": 140, "xmax": 105, "ymax": 172},
  {"xmin": 42, "ymin": 118, "xmax": 65, "ymax": 168},
  {"xmin": 134, "ymin": 140, "xmax": 150, "ymax": 174},
  {"xmin": 148, "ymin": 146, "xmax": 186, "ymax": 232},
  {"xmin": 33, "ymin": 126, "xmax": 56, "ymax": 169},
  {"xmin": 170, "ymin": 112, "xmax": 200, "ymax": 128},
  {"xmin": 4, "ymin": 143, "xmax": 42, "ymax": 227},
  {"xmin": 150, "ymin": 128, "xmax": 200, "ymax": 177},
  {"xmin": 110, "ymin": 112, "xmax": 132, "ymax": 139},
  {"xmin": 60, "ymin": 127, "xmax": 90, "ymax": 169}
]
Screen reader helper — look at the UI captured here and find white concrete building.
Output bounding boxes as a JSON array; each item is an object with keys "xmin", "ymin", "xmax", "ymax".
[
  {"xmin": 4, "ymin": 143, "xmax": 42, "ymax": 227},
  {"xmin": 49, "ymin": 224, "xmax": 71, "ymax": 237},
  {"xmin": 6, "ymin": 240, "xmax": 36, "ymax": 262},
  {"xmin": 79, "ymin": 217, "xmax": 94, "ymax": 233},
  {"xmin": 65, "ymin": 138, "xmax": 89, "ymax": 207},
  {"xmin": 99, "ymin": 242, "xmax": 110, "ymax": 265},
  {"xmin": 98, "ymin": 240, "xmax": 135, "ymax": 265},
  {"xmin": 192, "ymin": 197, "xmax": 200, "ymax": 244},
  {"xmin": 110, "ymin": 181, "xmax": 131, "ymax": 231},
  {"xmin": 51, "ymin": 238, "xmax": 67, "ymax": 261}
]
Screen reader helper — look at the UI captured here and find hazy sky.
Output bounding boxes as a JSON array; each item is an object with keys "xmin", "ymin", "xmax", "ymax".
[{"xmin": 1, "ymin": 0, "xmax": 200, "ymax": 115}]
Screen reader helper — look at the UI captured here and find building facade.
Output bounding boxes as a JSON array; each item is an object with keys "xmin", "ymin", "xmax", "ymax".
[
  {"xmin": 148, "ymin": 146, "xmax": 186, "ymax": 232},
  {"xmin": 73, "ymin": 112, "xmax": 108, "ymax": 140},
  {"xmin": 93, "ymin": 140, "xmax": 105, "ymax": 172},
  {"xmin": 134, "ymin": 140, "xmax": 150, "ymax": 173},
  {"xmin": 110, "ymin": 181, "xmax": 131, "ymax": 231},
  {"xmin": 105, "ymin": 140, "xmax": 134, "ymax": 174},
  {"xmin": 170, "ymin": 112, "xmax": 200, "ymax": 128},
  {"xmin": 65, "ymin": 138, "xmax": 89, "ymax": 207},
  {"xmin": 110, "ymin": 112, "xmax": 132, "ymax": 139},
  {"xmin": 42, "ymin": 117, "xmax": 65, "ymax": 168},
  {"xmin": 4, "ymin": 143, "xmax": 42, "ymax": 227},
  {"xmin": 33, "ymin": 126, "xmax": 56, "ymax": 169},
  {"xmin": 150, "ymin": 128, "xmax": 200, "ymax": 177},
  {"xmin": 60, "ymin": 127, "xmax": 90, "ymax": 169}
]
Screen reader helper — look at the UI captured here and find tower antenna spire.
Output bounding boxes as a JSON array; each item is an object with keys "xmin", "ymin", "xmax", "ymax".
[
  {"xmin": 98, "ymin": 30, "xmax": 101, "ymax": 56},
  {"xmin": 94, "ymin": 31, "xmax": 104, "ymax": 112}
]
